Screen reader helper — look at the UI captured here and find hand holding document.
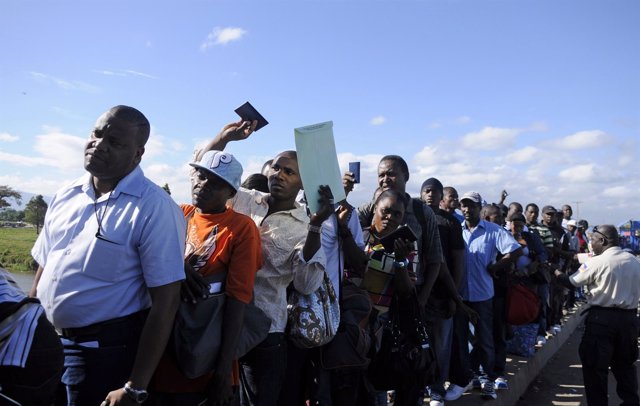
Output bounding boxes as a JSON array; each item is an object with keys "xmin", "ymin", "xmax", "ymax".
[{"xmin": 294, "ymin": 121, "xmax": 346, "ymax": 215}]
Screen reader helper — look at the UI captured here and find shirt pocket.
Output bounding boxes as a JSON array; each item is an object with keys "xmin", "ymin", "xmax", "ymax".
[{"xmin": 83, "ymin": 238, "xmax": 126, "ymax": 282}]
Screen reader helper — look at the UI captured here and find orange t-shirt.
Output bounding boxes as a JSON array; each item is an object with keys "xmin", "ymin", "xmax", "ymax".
[{"xmin": 154, "ymin": 205, "xmax": 262, "ymax": 393}]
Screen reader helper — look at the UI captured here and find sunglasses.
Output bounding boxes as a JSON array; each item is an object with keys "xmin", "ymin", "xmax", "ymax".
[{"xmin": 592, "ymin": 226, "xmax": 609, "ymax": 242}]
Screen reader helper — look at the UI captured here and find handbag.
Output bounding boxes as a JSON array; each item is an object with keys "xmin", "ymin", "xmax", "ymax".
[
  {"xmin": 173, "ymin": 272, "xmax": 271, "ymax": 379},
  {"xmin": 287, "ymin": 272, "xmax": 340, "ymax": 349},
  {"xmin": 367, "ymin": 292, "xmax": 437, "ymax": 390},
  {"xmin": 506, "ymin": 282, "xmax": 540, "ymax": 326}
]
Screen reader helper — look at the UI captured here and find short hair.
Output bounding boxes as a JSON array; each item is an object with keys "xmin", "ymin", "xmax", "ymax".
[
  {"xmin": 261, "ymin": 159, "xmax": 273, "ymax": 175},
  {"xmin": 526, "ymin": 203, "xmax": 539, "ymax": 212},
  {"xmin": 380, "ymin": 155, "xmax": 409, "ymax": 180},
  {"xmin": 443, "ymin": 186, "xmax": 458, "ymax": 196},
  {"xmin": 241, "ymin": 173, "xmax": 269, "ymax": 193},
  {"xmin": 509, "ymin": 202, "xmax": 523, "ymax": 212},
  {"xmin": 275, "ymin": 150, "xmax": 297, "ymax": 161},
  {"xmin": 374, "ymin": 189, "xmax": 408, "ymax": 209},
  {"xmin": 594, "ymin": 224, "xmax": 619, "ymax": 246},
  {"xmin": 109, "ymin": 105, "xmax": 150, "ymax": 146}
]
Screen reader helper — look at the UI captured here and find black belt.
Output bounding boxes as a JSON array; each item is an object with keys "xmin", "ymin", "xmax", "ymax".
[
  {"xmin": 57, "ymin": 309, "xmax": 147, "ymax": 339},
  {"xmin": 581, "ymin": 305, "xmax": 637, "ymax": 316}
]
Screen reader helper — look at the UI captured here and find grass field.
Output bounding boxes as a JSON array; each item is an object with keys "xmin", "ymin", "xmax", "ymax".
[{"xmin": 0, "ymin": 227, "xmax": 38, "ymax": 273}]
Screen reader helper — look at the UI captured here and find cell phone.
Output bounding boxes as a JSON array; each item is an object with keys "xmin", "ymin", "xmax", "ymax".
[
  {"xmin": 379, "ymin": 224, "xmax": 417, "ymax": 253},
  {"xmin": 349, "ymin": 161, "xmax": 360, "ymax": 183},
  {"xmin": 234, "ymin": 101, "xmax": 269, "ymax": 131}
]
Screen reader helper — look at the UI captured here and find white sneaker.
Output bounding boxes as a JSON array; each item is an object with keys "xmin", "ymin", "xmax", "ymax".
[
  {"xmin": 444, "ymin": 381, "xmax": 473, "ymax": 401},
  {"xmin": 495, "ymin": 377, "xmax": 509, "ymax": 390},
  {"xmin": 481, "ymin": 381, "xmax": 498, "ymax": 400},
  {"xmin": 536, "ymin": 335, "xmax": 547, "ymax": 346},
  {"xmin": 429, "ymin": 392, "xmax": 445, "ymax": 406},
  {"xmin": 552, "ymin": 324, "xmax": 562, "ymax": 334}
]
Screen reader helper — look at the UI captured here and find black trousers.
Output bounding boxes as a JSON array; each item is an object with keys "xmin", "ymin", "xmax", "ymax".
[{"xmin": 579, "ymin": 307, "xmax": 640, "ymax": 406}]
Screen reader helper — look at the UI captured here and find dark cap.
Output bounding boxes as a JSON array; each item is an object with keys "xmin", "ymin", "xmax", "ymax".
[
  {"xmin": 542, "ymin": 205, "xmax": 557, "ymax": 214},
  {"xmin": 421, "ymin": 178, "xmax": 443, "ymax": 194}
]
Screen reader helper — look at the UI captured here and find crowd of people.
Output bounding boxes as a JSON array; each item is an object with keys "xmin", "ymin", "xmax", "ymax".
[{"xmin": 1, "ymin": 105, "xmax": 638, "ymax": 406}]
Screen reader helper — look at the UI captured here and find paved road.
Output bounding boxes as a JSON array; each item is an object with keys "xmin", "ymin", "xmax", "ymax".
[{"xmin": 517, "ymin": 321, "xmax": 639, "ymax": 406}]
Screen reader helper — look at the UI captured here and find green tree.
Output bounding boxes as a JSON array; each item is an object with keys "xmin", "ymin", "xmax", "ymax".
[
  {"xmin": 0, "ymin": 209, "xmax": 24, "ymax": 222},
  {"xmin": 0, "ymin": 185, "xmax": 22, "ymax": 209},
  {"xmin": 162, "ymin": 183, "xmax": 172, "ymax": 195},
  {"xmin": 24, "ymin": 195, "xmax": 48, "ymax": 234}
]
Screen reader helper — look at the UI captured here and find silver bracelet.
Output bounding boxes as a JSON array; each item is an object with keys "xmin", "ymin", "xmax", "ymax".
[{"xmin": 307, "ymin": 223, "xmax": 322, "ymax": 234}]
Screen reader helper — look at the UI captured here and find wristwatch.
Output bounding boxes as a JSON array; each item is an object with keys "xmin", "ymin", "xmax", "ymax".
[
  {"xmin": 123, "ymin": 382, "xmax": 148, "ymax": 404},
  {"xmin": 393, "ymin": 259, "xmax": 409, "ymax": 269}
]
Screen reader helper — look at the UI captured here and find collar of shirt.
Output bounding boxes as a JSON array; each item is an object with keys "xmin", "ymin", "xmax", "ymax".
[
  {"xmin": 462, "ymin": 219, "xmax": 486, "ymax": 233},
  {"xmin": 74, "ymin": 166, "xmax": 145, "ymax": 200}
]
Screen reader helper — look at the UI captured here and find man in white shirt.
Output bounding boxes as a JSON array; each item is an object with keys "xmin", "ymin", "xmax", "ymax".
[
  {"xmin": 30, "ymin": 105, "xmax": 185, "ymax": 406},
  {"xmin": 555, "ymin": 225, "xmax": 640, "ymax": 406}
]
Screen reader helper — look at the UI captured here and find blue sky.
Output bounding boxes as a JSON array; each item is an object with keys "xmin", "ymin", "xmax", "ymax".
[{"xmin": 1, "ymin": 0, "xmax": 639, "ymax": 226}]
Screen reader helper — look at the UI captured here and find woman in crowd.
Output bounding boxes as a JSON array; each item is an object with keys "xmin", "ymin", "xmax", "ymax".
[{"xmin": 360, "ymin": 189, "xmax": 422, "ymax": 406}]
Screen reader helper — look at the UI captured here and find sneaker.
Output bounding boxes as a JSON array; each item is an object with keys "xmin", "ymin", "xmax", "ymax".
[
  {"xmin": 552, "ymin": 324, "xmax": 562, "ymax": 334},
  {"xmin": 536, "ymin": 335, "xmax": 547, "ymax": 346},
  {"xmin": 429, "ymin": 392, "xmax": 445, "ymax": 406},
  {"xmin": 495, "ymin": 377, "xmax": 509, "ymax": 390},
  {"xmin": 472, "ymin": 375, "xmax": 483, "ymax": 389},
  {"xmin": 444, "ymin": 381, "xmax": 473, "ymax": 401},
  {"xmin": 481, "ymin": 381, "xmax": 497, "ymax": 400}
]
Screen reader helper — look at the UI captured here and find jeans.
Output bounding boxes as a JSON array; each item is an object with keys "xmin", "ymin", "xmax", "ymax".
[
  {"xmin": 492, "ymin": 294, "xmax": 507, "ymax": 377},
  {"xmin": 239, "ymin": 333, "xmax": 287, "ymax": 406},
  {"xmin": 448, "ymin": 306, "xmax": 474, "ymax": 387},
  {"xmin": 425, "ymin": 313, "xmax": 454, "ymax": 398},
  {"xmin": 468, "ymin": 299, "xmax": 497, "ymax": 381},
  {"xmin": 60, "ymin": 311, "xmax": 146, "ymax": 406}
]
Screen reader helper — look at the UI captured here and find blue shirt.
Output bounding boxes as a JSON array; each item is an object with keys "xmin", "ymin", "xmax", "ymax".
[
  {"xmin": 461, "ymin": 220, "xmax": 520, "ymax": 302},
  {"xmin": 32, "ymin": 166, "xmax": 186, "ymax": 328}
]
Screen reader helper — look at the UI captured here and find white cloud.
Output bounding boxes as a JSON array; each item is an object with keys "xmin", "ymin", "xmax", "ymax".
[
  {"xmin": 200, "ymin": 27, "xmax": 247, "ymax": 51},
  {"xmin": 0, "ymin": 132, "xmax": 19, "ymax": 142},
  {"xmin": 0, "ymin": 127, "xmax": 84, "ymax": 169},
  {"xmin": 551, "ymin": 130, "xmax": 612, "ymax": 150},
  {"xmin": 93, "ymin": 69, "xmax": 157, "ymax": 79},
  {"xmin": 370, "ymin": 116, "xmax": 386, "ymax": 126},
  {"xmin": 603, "ymin": 186, "xmax": 629, "ymax": 198},
  {"xmin": 506, "ymin": 146, "xmax": 538, "ymax": 164},
  {"xmin": 455, "ymin": 116, "xmax": 471, "ymax": 124},
  {"xmin": 29, "ymin": 72, "xmax": 99, "ymax": 93},
  {"xmin": 558, "ymin": 164, "xmax": 596, "ymax": 183},
  {"xmin": 123, "ymin": 69, "xmax": 157, "ymax": 79},
  {"xmin": 461, "ymin": 127, "xmax": 520, "ymax": 150},
  {"xmin": 528, "ymin": 121, "xmax": 548, "ymax": 131}
]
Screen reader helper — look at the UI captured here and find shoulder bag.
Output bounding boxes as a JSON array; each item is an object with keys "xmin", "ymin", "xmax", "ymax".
[
  {"xmin": 173, "ymin": 272, "xmax": 271, "ymax": 379},
  {"xmin": 287, "ymin": 272, "xmax": 340, "ymax": 349}
]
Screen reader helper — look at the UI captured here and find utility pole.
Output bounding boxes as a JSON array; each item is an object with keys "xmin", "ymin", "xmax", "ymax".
[{"xmin": 573, "ymin": 201, "xmax": 583, "ymax": 220}]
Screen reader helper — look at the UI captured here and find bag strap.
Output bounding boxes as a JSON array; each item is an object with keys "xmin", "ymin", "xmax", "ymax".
[{"xmin": 412, "ymin": 198, "xmax": 428, "ymax": 231}]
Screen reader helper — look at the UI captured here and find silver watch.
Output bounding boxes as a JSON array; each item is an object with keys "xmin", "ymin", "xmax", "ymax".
[{"xmin": 123, "ymin": 382, "xmax": 148, "ymax": 404}]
